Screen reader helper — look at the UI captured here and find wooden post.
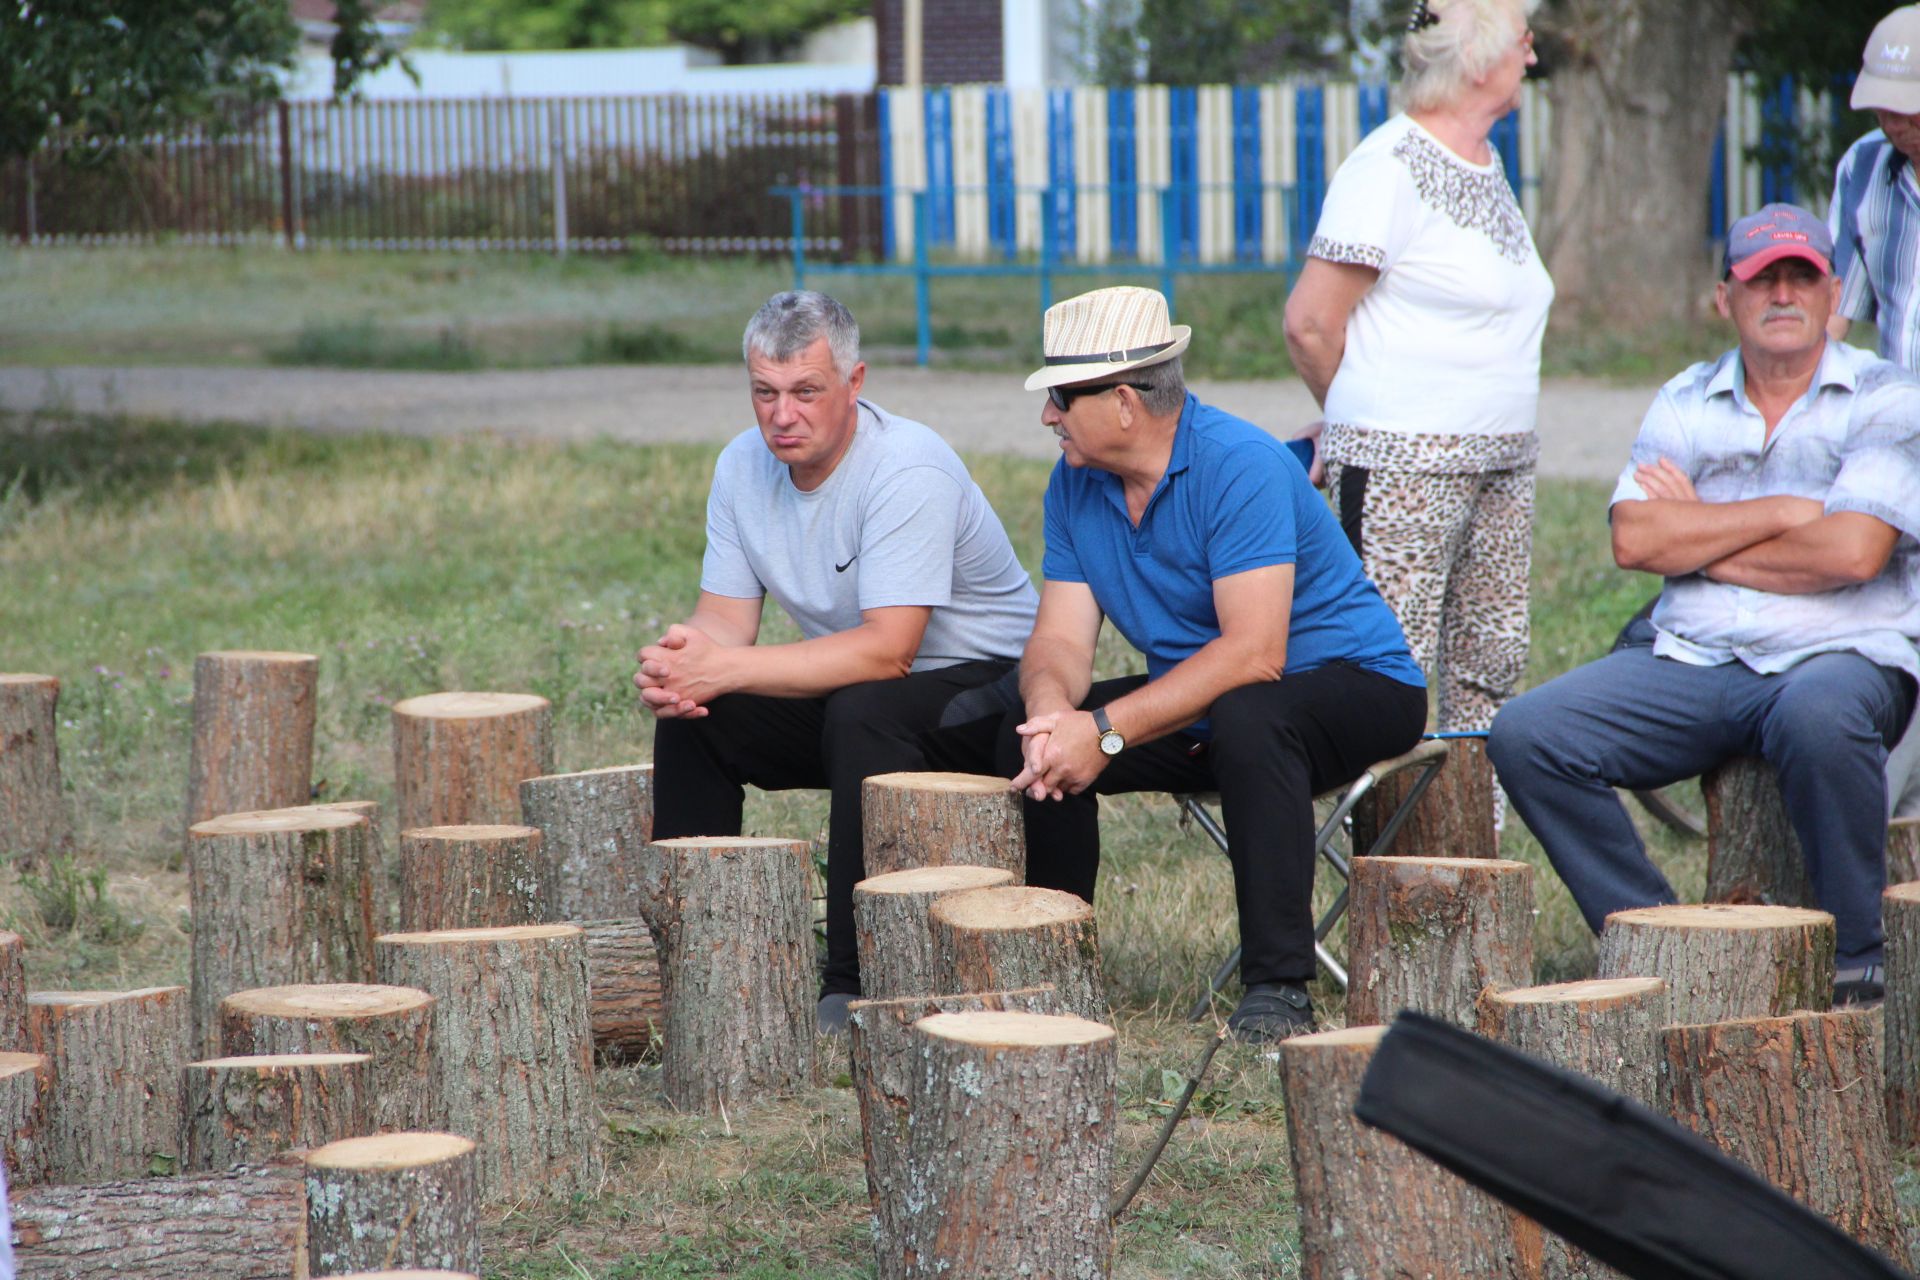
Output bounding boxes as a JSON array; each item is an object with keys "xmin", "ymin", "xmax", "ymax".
[
  {"xmin": 1281, "ymin": 1025, "xmax": 1523, "ymax": 1279},
  {"xmin": 861, "ymin": 772, "xmax": 1025, "ymax": 879},
  {"xmin": 28, "ymin": 986, "xmax": 189, "ymax": 1183},
  {"xmin": 0, "ymin": 1051, "xmax": 52, "ymax": 1188},
  {"xmin": 0, "ymin": 929, "xmax": 26, "ymax": 1051},
  {"xmin": 397, "ymin": 823, "xmax": 553, "ymax": 932},
  {"xmin": 1346, "ymin": 856, "xmax": 1535, "ymax": 1028},
  {"xmin": 1882, "ymin": 881, "xmax": 1920, "ymax": 1146},
  {"xmin": 1702, "ymin": 756, "xmax": 1813, "ymax": 907},
  {"xmin": 1661, "ymin": 1009, "xmax": 1900, "ymax": 1257},
  {"xmin": 1351, "ymin": 737, "xmax": 1495, "ymax": 859},
  {"xmin": 1595, "ymin": 903, "xmax": 1834, "ymax": 1024},
  {"xmin": 391, "ymin": 692, "xmax": 553, "ymax": 832},
  {"xmin": 640, "ymin": 837, "xmax": 817, "ymax": 1112},
  {"xmin": 519, "ymin": 763, "xmax": 652, "ymax": 921},
  {"xmin": 375, "ymin": 925, "xmax": 599, "ymax": 1204},
  {"xmin": 1888, "ymin": 817, "xmax": 1920, "ymax": 887},
  {"xmin": 184, "ymin": 650, "xmax": 319, "ymax": 829},
  {"xmin": 0, "ymin": 674, "xmax": 71, "ymax": 866},
  {"xmin": 580, "ymin": 918, "xmax": 663, "ymax": 1063},
  {"xmin": 848, "ymin": 987, "xmax": 1059, "ymax": 1280},
  {"xmin": 928, "ymin": 885, "xmax": 1109, "ymax": 1023},
  {"xmin": 219, "ymin": 982, "xmax": 435, "ymax": 1133},
  {"xmin": 854, "ymin": 864, "xmax": 1016, "ymax": 1000},
  {"xmin": 184, "ymin": 1052, "xmax": 373, "ymax": 1172},
  {"xmin": 303, "ymin": 1131, "xmax": 481, "ymax": 1277},
  {"xmin": 902, "ymin": 1011, "xmax": 1117, "ymax": 1279}
]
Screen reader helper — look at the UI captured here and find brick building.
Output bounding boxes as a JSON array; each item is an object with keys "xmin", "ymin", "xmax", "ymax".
[{"xmin": 873, "ymin": 0, "xmax": 1079, "ymax": 86}]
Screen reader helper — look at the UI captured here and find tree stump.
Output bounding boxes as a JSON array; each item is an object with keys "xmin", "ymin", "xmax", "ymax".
[
  {"xmin": 1346, "ymin": 856, "xmax": 1535, "ymax": 1028},
  {"xmin": 1660, "ymin": 1009, "xmax": 1901, "ymax": 1257},
  {"xmin": 0, "ymin": 673, "xmax": 71, "ymax": 866},
  {"xmin": 219, "ymin": 983, "xmax": 435, "ymax": 1133},
  {"xmin": 0, "ymin": 1051, "xmax": 52, "ymax": 1188},
  {"xmin": 375, "ymin": 925, "xmax": 598, "ymax": 1203},
  {"xmin": 1888, "ymin": 818, "xmax": 1920, "ymax": 888},
  {"xmin": 519, "ymin": 764, "xmax": 653, "ymax": 921},
  {"xmin": 1351, "ymin": 737, "xmax": 1495, "ymax": 860},
  {"xmin": 184, "ymin": 1052, "xmax": 373, "ymax": 1172},
  {"xmin": 901, "ymin": 1010, "xmax": 1116, "ymax": 1279},
  {"xmin": 861, "ymin": 772, "xmax": 1026, "ymax": 879},
  {"xmin": 854, "ymin": 865, "xmax": 1017, "ymax": 1000},
  {"xmin": 1281, "ymin": 1025, "xmax": 1523, "ymax": 1280},
  {"xmin": 188, "ymin": 806, "xmax": 381, "ymax": 1055},
  {"xmin": 0, "ymin": 929, "xmax": 26, "ymax": 1051},
  {"xmin": 302, "ymin": 1131, "xmax": 481, "ymax": 1277},
  {"xmin": 580, "ymin": 918, "xmax": 663, "ymax": 1064},
  {"xmin": 1882, "ymin": 882, "xmax": 1920, "ymax": 1146},
  {"xmin": 28, "ymin": 986, "xmax": 189, "ymax": 1183},
  {"xmin": 1702, "ymin": 756, "xmax": 1814, "ymax": 908},
  {"xmin": 184, "ymin": 651, "xmax": 319, "ymax": 831},
  {"xmin": 640, "ymin": 837, "xmax": 817, "ymax": 1113},
  {"xmin": 928, "ymin": 885, "xmax": 1109, "ymax": 1023},
  {"xmin": 397, "ymin": 824, "xmax": 553, "ymax": 932},
  {"xmin": 1594, "ymin": 903, "xmax": 1834, "ymax": 1024},
  {"xmin": 847, "ymin": 987, "xmax": 1059, "ymax": 1280},
  {"xmin": 311, "ymin": 799, "xmax": 389, "ymax": 918},
  {"xmin": 391, "ymin": 692, "xmax": 552, "ymax": 833}
]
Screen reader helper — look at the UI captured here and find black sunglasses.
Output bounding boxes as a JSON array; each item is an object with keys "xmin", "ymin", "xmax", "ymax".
[{"xmin": 1047, "ymin": 381, "xmax": 1152, "ymax": 413}]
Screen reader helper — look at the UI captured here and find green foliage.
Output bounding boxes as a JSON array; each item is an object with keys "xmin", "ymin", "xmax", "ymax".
[
  {"xmin": 1087, "ymin": 0, "xmax": 1357, "ymax": 85},
  {"xmin": 269, "ymin": 318, "xmax": 485, "ymax": 371},
  {"xmin": 420, "ymin": 0, "xmax": 673, "ymax": 52},
  {"xmin": 18, "ymin": 856, "xmax": 144, "ymax": 944},
  {"xmin": 666, "ymin": 0, "xmax": 867, "ymax": 62}
]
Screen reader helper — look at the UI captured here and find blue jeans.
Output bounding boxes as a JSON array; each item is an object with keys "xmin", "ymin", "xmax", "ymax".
[{"xmin": 1488, "ymin": 622, "xmax": 1914, "ymax": 968}]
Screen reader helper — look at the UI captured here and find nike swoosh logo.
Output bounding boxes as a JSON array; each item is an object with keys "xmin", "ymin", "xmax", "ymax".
[{"xmin": 835, "ymin": 555, "xmax": 858, "ymax": 573}]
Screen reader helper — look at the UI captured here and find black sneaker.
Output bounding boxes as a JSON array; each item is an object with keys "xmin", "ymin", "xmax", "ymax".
[
  {"xmin": 817, "ymin": 992, "xmax": 856, "ymax": 1035},
  {"xmin": 1834, "ymin": 964, "xmax": 1885, "ymax": 1009},
  {"xmin": 1227, "ymin": 982, "xmax": 1316, "ymax": 1043}
]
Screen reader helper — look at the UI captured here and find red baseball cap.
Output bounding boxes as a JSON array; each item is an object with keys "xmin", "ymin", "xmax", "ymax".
[{"xmin": 1722, "ymin": 203, "xmax": 1834, "ymax": 281}]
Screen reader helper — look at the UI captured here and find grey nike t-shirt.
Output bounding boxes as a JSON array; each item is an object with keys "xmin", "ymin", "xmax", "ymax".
[{"xmin": 700, "ymin": 399, "xmax": 1038, "ymax": 670}]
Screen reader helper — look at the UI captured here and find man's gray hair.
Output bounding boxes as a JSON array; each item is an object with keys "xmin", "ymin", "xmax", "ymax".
[
  {"xmin": 1402, "ymin": 0, "xmax": 1533, "ymax": 113},
  {"xmin": 1132, "ymin": 356, "xmax": 1187, "ymax": 417},
  {"xmin": 742, "ymin": 290, "xmax": 861, "ymax": 377}
]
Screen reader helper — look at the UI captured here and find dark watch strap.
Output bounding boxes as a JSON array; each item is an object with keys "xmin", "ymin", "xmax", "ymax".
[{"xmin": 1093, "ymin": 707, "xmax": 1113, "ymax": 735}]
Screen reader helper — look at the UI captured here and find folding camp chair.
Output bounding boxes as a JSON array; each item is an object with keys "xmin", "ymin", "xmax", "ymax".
[{"xmin": 1177, "ymin": 735, "xmax": 1452, "ymax": 1019}]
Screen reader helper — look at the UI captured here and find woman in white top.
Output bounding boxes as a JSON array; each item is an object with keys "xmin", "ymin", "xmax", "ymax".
[{"xmin": 1283, "ymin": 0, "xmax": 1553, "ymax": 733}]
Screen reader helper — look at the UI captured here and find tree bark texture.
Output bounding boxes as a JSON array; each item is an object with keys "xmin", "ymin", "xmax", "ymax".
[
  {"xmin": 397, "ymin": 824, "xmax": 553, "ymax": 932},
  {"xmin": 1702, "ymin": 756, "xmax": 1815, "ymax": 908},
  {"xmin": 1887, "ymin": 817, "xmax": 1920, "ymax": 888},
  {"xmin": 219, "ymin": 982, "xmax": 435, "ymax": 1134},
  {"xmin": 1346, "ymin": 857, "xmax": 1535, "ymax": 1029},
  {"xmin": 303, "ymin": 1131, "xmax": 481, "ymax": 1277},
  {"xmin": 861, "ymin": 772, "xmax": 1026, "ymax": 880},
  {"xmin": 184, "ymin": 1052, "xmax": 373, "ymax": 1172},
  {"xmin": 0, "ymin": 674, "xmax": 70, "ymax": 866},
  {"xmin": 1350, "ymin": 737, "xmax": 1496, "ymax": 860},
  {"xmin": 28, "ymin": 986, "xmax": 189, "ymax": 1183},
  {"xmin": 1882, "ymin": 882, "xmax": 1920, "ymax": 1146},
  {"xmin": 847, "ymin": 987, "xmax": 1060, "ymax": 1280},
  {"xmin": 375, "ymin": 925, "xmax": 599, "ymax": 1204},
  {"xmin": 579, "ymin": 918, "xmax": 663, "ymax": 1064},
  {"xmin": 310, "ymin": 799, "xmax": 389, "ymax": 920},
  {"xmin": 1660, "ymin": 1009, "xmax": 1901, "ymax": 1257},
  {"xmin": 1281, "ymin": 1025, "xmax": 1523, "ymax": 1280},
  {"xmin": 901, "ymin": 1011, "xmax": 1116, "ymax": 1280},
  {"xmin": 1595, "ymin": 903, "xmax": 1834, "ymax": 1025},
  {"xmin": 0, "ymin": 929, "xmax": 26, "ymax": 1051},
  {"xmin": 928, "ymin": 886, "xmax": 1108, "ymax": 1023},
  {"xmin": 518, "ymin": 764, "xmax": 652, "ymax": 922},
  {"xmin": 184, "ymin": 651, "xmax": 318, "ymax": 834},
  {"xmin": 855, "ymin": 865, "xmax": 1017, "ymax": 1001},
  {"xmin": 9, "ymin": 1161, "xmax": 304, "ymax": 1280},
  {"xmin": 640, "ymin": 837, "xmax": 817, "ymax": 1113},
  {"xmin": 391, "ymin": 692, "xmax": 552, "ymax": 833},
  {"xmin": 0, "ymin": 1052, "xmax": 51, "ymax": 1188},
  {"xmin": 188, "ymin": 807, "xmax": 380, "ymax": 1056}
]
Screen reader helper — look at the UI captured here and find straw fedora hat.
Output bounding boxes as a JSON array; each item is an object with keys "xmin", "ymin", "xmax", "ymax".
[{"xmin": 1024, "ymin": 286, "xmax": 1192, "ymax": 392}]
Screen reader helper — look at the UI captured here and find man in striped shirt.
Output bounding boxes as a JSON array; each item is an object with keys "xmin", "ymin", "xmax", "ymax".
[{"xmin": 1829, "ymin": 6, "xmax": 1920, "ymax": 366}]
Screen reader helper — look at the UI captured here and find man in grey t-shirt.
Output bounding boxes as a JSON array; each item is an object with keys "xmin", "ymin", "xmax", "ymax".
[{"xmin": 635, "ymin": 291, "xmax": 1038, "ymax": 1030}]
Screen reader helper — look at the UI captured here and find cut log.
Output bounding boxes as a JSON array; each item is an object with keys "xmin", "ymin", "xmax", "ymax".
[
  {"xmin": 901, "ymin": 1011, "xmax": 1116, "ymax": 1279},
  {"xmin": 1888, "ymin": 818, "xmax": 1920, "ymax": 888},
  {"xmin": 327, "ymin": 1274, "xmax": 478, "ymax": 1279},
  {"xmin": 1702, "ymin": 756, "xmax": 1813, "ymax": 908},
  {"xmin": 640, "ymin": 837, "xmax": 817, "ymax": 1113},
  {"xmin": 28, "ymin": 986, "xmax": 189, "ymax": 1183},
  {"xmin": 375, "ymin": 925, "xmax": 599, "ymax": 1203},
  {"xmin": 219, "ymin": 982, "xmax": 435, "ymax": 1133},
  {"xmin": 303, "ymin": 1131, "xmax": 481, "ymax": 1277},
  {"xmin": 580, "ymin": 918, "xmax": 663, "ymax": 1064},
  {"xmin": 397, "ymin": 823, "xmax": 553, "ymax": 932},
  {"xmin": 0, "ymin": 674, "xmax": 71, "ymax": 866},
  {"xmin": 861, "ymin": 772, "xmax": 1025, "ymax": 879},
  {"xmin": 1346, "ymin": 856, "xmax": 1535, "ymax": 1028},
  {"xmin": 1882, "ymin": 882, "xmax": 1920, "ymax": 1146},
  {"xmin": 847, "ymin": 987, "xmax": 1059, "ymax": 1280},
  {"xmin": 184, "ymin": 1052, "xmax": 372, "ymax": 1172},
  {"xmin": 1351, "ymin": 736, "xmax": 1495, "ymax": 860},
  {"xmin": 0, "ymin": 1051, "xmax": 51, "ymax": 1188},
  {"xmin": 391, "ymin": 691, "xmax": 553, "ymax": 833},
  {"xmin": 0, "ymin": 929, "xmax": 26, "ymax": 1051},
  {"xmin": 519, "ymin": 764, "xmax": 653, "ymax": 921},
  {"xmin": 187, "ymin": 806, "xmax": 381, "ymax": 1055},
  {"xmin": 1660, "ymin": 1009, "xmax": 1900, "ymax": 1257},
  {"xmin": 1281, "ymin": 1025, "xmax": 1523, "ymax": 1279},
  {"xmin": 1594, "ymin": 903, "xmax": 1834, "ymax": 1024},
  {"xmin": 184, "ymin": 651, "xmax": 319, "ymax": 830},
  {"xmin": 928, "ymin": 885, "xmax": 1109, "ymax": 1023},
  {"xmin": 854, "ymin": 865, "xmax": 1017, "ymax": 1000}
]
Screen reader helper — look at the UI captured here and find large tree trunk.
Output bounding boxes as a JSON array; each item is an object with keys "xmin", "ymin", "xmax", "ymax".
[
  {"xmin": 0, "ymin": 674, "xmax": 71, "ymax": 867},
  {"xmin": 303, "ymin": 1131, "xmax": 481, "ymax": 1277},
  {"xmin": 218, "ymin": 982, "xmax": 435, "ymax": 1134}
]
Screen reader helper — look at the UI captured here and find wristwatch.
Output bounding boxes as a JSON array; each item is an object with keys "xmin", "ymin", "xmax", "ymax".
[{"xmin": 1093, "ymin": 707, "xmax": 1125, "ymax": 756}]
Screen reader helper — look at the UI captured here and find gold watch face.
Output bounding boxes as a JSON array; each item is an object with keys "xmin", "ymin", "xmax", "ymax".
[{"xmin": 1099, "ymin": 730, "xmax": 1125, "ymax": 756}]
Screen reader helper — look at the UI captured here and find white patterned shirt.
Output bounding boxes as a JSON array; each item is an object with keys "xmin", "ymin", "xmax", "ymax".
[{"xmin": 1830, "ymin": 131, "xmax": 1920, "ymax": 372}]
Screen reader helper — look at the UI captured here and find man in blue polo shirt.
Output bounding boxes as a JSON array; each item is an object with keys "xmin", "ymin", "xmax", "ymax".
[{"xmin": 994, "ymin": 286, "xmax": 1427, "ymax": 1042}]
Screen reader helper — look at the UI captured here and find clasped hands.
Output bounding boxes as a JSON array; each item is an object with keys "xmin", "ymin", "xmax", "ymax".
[
  {"xmin": 633, "ymin": 623, "xmax": 729, "ymax": 719},
  {"xmin": 1009, "ymin": 708, "xmax": 1109, "ymax": 802}
]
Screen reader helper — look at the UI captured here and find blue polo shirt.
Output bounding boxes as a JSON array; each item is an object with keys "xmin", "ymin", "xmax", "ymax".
[{"xmin": 1042, "ymin": 394, "xmax": 1422, "ymax": 734}]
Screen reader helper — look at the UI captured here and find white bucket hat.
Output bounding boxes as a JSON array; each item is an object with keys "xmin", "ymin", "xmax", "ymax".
[
  {"xmin": 1853, "ymin": 6, "xmax": 1920, "ymax": 114},
  {"xmin": 1024, "ymin": 286, "xmax": 1193, "ymax": 392}
]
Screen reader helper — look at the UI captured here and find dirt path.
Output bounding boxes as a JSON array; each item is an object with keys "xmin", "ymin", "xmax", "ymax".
[{"xmin": 0, "ymin": 364, "xmax": 1656, "ymax": 481}]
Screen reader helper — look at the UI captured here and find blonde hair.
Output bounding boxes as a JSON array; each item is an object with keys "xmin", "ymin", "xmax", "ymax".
[{"xmin": 1402, "ymin": 0, "xmax": 1534, "ymax": 112}]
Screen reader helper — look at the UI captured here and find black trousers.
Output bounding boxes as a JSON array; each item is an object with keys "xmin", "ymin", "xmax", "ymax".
[
  {"xmin": 650, "ymin": 658, "xmax": 1015, "ymax": 997},
  {"xmin": 988, "ymin": 663, "xmax": 1427, "ymax": 986}
]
